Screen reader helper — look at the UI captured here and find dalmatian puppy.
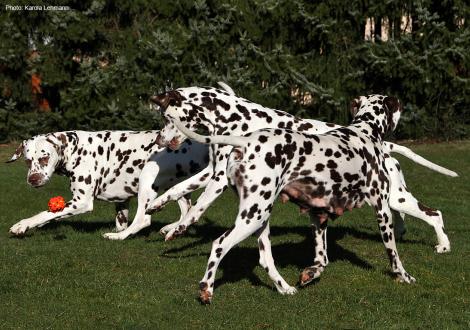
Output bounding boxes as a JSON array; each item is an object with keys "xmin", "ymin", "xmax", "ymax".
[
  {"xmin": 146, "ymin": 86, "xmax": 453, "ymax": 257},
  {"xmin": 7, "ymin": 130, "xmax": 208, "ymax": 236},
  {"xmin": 172, "ymin": 95, "xmax": 433, "ymax": 303}
]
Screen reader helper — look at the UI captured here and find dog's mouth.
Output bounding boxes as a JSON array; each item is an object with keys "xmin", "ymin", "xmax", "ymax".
[
  {"xmin": 168, "ymin": 138, "xmax": 182, "ymax": 151},
  {"xmin": 27, "ymin": 174, "xmax": 47, "ymax": 188},
  {"xmin": 28, "ymin": 181, "xmax": 46, "ymax": 188},
  {"xmin": 156, "ymin": 135, "xmax": 182, "ymax": 150}
]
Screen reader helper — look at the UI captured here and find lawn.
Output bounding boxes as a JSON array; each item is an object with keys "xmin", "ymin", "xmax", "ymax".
[{"xmin": 0, "ymin": 141, "xmax": 469, "ymax": 329}]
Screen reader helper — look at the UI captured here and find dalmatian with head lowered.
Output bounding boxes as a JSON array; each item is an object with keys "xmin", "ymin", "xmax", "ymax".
[
  {"xmin": 139, "ymin": 85, "xmax": 454, "ymax": 257},
  {"xmin": 172, "ymin": 94, "xmax": 442, "ymax": 303},
  {"xmin": 7, "ymin": 130, "xmax": 208, "ymax": 236}
]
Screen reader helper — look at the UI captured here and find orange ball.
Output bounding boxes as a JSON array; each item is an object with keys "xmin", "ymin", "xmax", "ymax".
[{"xmin": 48, "ymin": 196, "xmax": 66, "ymax": 213}]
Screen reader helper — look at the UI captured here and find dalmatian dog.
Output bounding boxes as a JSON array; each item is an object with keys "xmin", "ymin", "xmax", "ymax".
[
  {"xmin": 7, "ymin": 130, "xmax": 208, "ymax": 236},
  {"xmin": 172, "ymin": 95, "xmax": 440, "ymax": 303},
  {"xmin": 146, "ymin": 86, "xmax": 454, "ymax": 257}
]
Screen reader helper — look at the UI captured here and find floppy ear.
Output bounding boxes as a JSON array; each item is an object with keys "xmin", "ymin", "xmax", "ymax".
[
  {"xmin": 383, "ymin": 96, "xmax": 402, "ymax": 132},
  {"xmin": 350, "ymin": 98, "xmax": 361, "ymax": 117},
  {"xmin": 149, "ymin": 93, "xmax": 170, "ymax": 109},
  {"xmin": 6, "ymin": 141, "xmax": 25, "ymax": 163},
  {"xmin": 46, "ymin": 133, "xmax": 67, "ymax": 155},
  {"xmin": 383, "ymin": 96, "xmax": 401, "ymax": 113},
  {"xmin": 149, "ymin": 91, "xmax": 185, "ymax": 110}
]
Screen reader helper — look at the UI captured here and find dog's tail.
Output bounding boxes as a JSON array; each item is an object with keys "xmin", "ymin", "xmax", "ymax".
[
  {"xmin": 173, "ymin": 119, "xmax": 249, "ymax": 147},
  {"xmin": 217, "ymin": 81, "xmax": 235, "ymax": 95},
  {"xmin": 384, "ymin": 142, "xmax": 458, "ymax": 177}
]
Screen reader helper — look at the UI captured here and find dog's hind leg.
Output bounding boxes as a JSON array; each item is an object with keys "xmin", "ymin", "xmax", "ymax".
[
  {"xmin": 387, "ymin": 157, "xmax": 450, "ymax": 253},
  {"xmin": 104, "ymin": 161, "xmax": 159, "ymax": 240},
  {"xmin": 389, "ymin": 192, "xmax": 450, "ymax": 253},
  {"xmin": 299, "ymin": 211, "xmax": 329, "ymax": 286},
  {"xmin": 114, "ymin": 200, "xmax": 130, "ymax": 232}
]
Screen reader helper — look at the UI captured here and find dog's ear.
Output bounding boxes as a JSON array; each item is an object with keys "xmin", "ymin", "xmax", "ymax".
[
  {"xmin": 149, "ymin": 91, "xmax": 185, "ymax": 110},
  {"xmin": 6, "ymin": 141, "xmax": 25, "ymax": 163},
  {"xmin": 383, "ymin": 96, "xmax": 402, "ymax": 113},
  {"xmin": 45, "ymin": 133, "xmax": 67, "ymax": 155},
  {"xmin": 350, "ymin": 98, "xmax": 361, "ymax": 117},
  {"xmin": 150, "ymin": 93, "xmax": 170, "ymax": 110},
  {"xmin": 383, "ymin": 96, "xmax": 402, "ymax": 132}
]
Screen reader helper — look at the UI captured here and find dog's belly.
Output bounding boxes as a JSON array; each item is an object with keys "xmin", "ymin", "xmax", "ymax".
[
  {"xmin": 94, "ymin": 171, "xmax": 140, "ymax": 202},
  {"xmin": 281, "ymin": 178, "xmax": 366, "ymax": 217}
]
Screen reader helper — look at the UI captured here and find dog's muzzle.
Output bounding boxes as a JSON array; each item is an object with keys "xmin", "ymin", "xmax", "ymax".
[
  {"xmin": 28, "ymin": 173, "xmax": 46, "ymax": 187},
  {"xmin": 156, "ymin": 135, "xmax": 181, "ymax": 150}
]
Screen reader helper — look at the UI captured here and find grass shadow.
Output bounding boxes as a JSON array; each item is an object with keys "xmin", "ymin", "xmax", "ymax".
[
  {"xmin": 13, "ymin": 215, "xmax": 428, "ymax": 290},
  {"xmin": 158, "ymin": 217, "xmax": 380, "ymax": 291}
]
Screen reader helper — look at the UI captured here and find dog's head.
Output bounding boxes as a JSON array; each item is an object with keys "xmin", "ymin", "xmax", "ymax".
[
  {"xmin": 350, "ymin": 95, "xmax": 402, "ymax": 137},
  {"xmin": 7, "ymin": 133, "xmax": 66, "ymax": 187},
  {"xmin": 149, "ymin": 89, "xmax": 209, "ymax": 150}
]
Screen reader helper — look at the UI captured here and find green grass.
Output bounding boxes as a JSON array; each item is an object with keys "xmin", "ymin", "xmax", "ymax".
[{"xmin": 1, "ymin": 141, "xmax": 470, "ymax": 329}]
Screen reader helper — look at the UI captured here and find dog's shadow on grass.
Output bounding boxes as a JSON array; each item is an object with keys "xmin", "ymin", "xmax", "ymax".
[
  {"xmin": 32, "ymin": 216, "xmax": 427, "ymax": 291},
  {"xmin": 159, "ymin": 218, "xmax": 381, "ymax": 291},
  {"xmin": 38, "ymin": 220, "xmax": 113, "ymax": 234}
]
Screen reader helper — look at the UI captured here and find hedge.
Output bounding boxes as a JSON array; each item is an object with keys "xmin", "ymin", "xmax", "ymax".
[{"xmin": 0, "ymin": 0, "xmax": 469, "ymax": 142}]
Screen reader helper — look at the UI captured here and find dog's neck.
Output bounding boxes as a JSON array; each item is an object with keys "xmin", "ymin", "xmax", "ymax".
[
  {"xmin": 350, "ymin": 113, "xmax": 390, "ymax": 143},
  {"xmin": 53, "ymin": 132, "xmax": 78, "ymax": 176}
]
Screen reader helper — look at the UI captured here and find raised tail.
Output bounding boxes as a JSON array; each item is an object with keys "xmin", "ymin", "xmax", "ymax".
[
  {"xmin": 173, "ymin": 119, "xmax": 249, "ymax": 148},
  {"xmin": 384, "ymin": 142, "xmax": 458, "ymax": 177},
  {"xmin": 217, "ymin": 81, "xmax": 235, "ymax": 95}
]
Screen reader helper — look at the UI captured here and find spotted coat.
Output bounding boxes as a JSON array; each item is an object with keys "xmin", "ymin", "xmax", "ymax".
[
  {"xmin": 148, "ymin": 86, "xmax": 453, "ymax": 257},
  {"xmin": 8, "ymin": 130, "xmax": 208, "ymax": 236},
  {"xmin": 173, "ymin": 95, "xmax": 444, "ymax": 303}
]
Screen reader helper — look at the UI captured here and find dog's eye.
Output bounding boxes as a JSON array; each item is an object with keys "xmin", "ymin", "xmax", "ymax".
[
  {"xmin": 38, "ymin": 157, "xmax": 49, "ymax": 166},
  {"xmin": 25, "ymin": 159, "xmax": 32, "ymax": 167}
]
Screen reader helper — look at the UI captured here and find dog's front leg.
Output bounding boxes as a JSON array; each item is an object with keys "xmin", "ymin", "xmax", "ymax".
[
  {"xmin": 163, "ymin": 172, "xmax": 229, "ymax": 241},
  {"xmin": 147, "ymin": 165, "xmax": 212, "ymax": 214},
  {"xmin": 256, "ymin": 222, "xmax": 297, "ymax": 295},
  {"xmin": 375, "ymin": 201, "xmax": 416, "ymax": 283},
  {"xmin": 9, "ymin": 197, "xmax": 93, "ymax": 236},
  {"xmin": 387, "ymin": 157, "xmax": 450, "ymax": 252},
  {"xmin": 199, "ymin": 199, "xmax": 279, "ymax": 304}
]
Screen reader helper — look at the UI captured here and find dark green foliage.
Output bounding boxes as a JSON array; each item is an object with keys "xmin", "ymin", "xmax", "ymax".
[{"xmin": 0, "ymin": 0, "xmax": 469, "ymax": 142}]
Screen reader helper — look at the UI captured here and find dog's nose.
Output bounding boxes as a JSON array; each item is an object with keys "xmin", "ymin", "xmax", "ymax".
[{"xmin": 28, "ymin": 173, "xmax": 43, "ymax": 186}]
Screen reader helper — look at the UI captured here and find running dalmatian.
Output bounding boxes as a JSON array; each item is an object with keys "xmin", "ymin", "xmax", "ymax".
[
  {"xmin": 172, "ymin": 95, "xmax": 436, "ymax": 303},
  {"xmin": 142, "ymin": 85, "xmax": 453, "ymax": 259},
  {"xmin": 7, "ymin": 130, "xmax": 208, "ymax": 236}
]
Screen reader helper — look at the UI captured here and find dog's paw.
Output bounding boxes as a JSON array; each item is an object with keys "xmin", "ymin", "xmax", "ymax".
[
  {"xmin": 281, "ymin": 285, "xmax": 297, "ymax": 295},
  {"xmin": 299, "ymin": 266, "xmax": 324, "ymax": 286},
  {"xmin": 435, "ymin": 243, "xmax": 451, "ymax": 254},
  {"xmin": 103, "ymin": 232, "xmax": 126, "ymax": 240},
  {"xmin": 10, "ymin": 221, "xmax": 29, "ymax": 236},
  {"xmin": 159, "ymin": 223, "xmax": 178, "ymax": 236},
  {"xmin": 395, "ymin": 272, "xmax": 416, "ymax": 284},
  {"xmin": 164, "ymin": 224, "xmax": 187, "ymax": 241},
  {"xmin": 198, "ymin": 282, "xmax": 213, "ymax": 304}
]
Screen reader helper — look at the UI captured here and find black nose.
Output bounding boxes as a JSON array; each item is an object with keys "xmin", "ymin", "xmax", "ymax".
[{"xmin": 28, "ymin": 173, "xmax": 43, "ymax": 185}]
